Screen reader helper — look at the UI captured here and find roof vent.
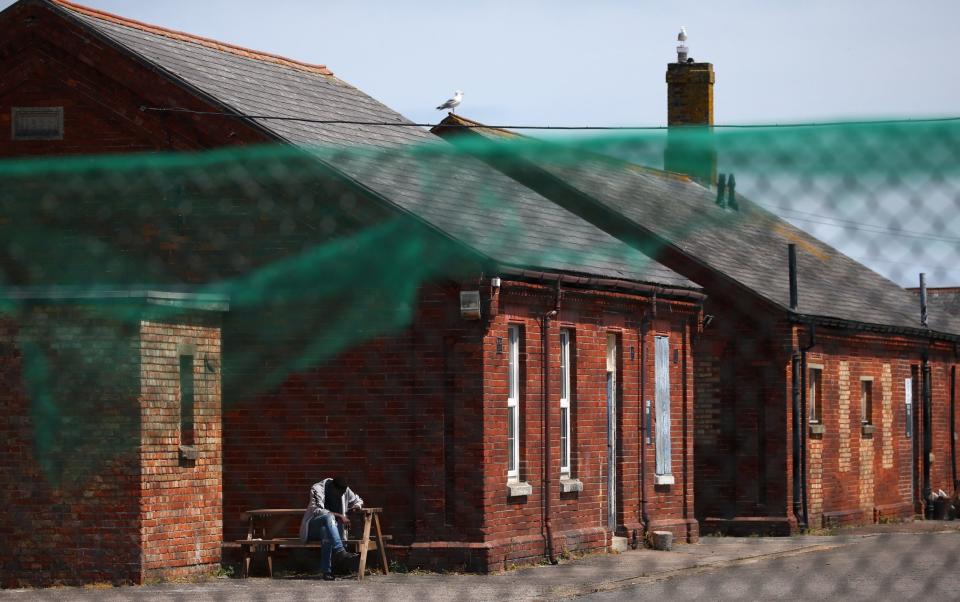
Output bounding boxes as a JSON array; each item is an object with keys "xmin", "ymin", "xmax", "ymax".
[{"xmin": 11, "ymin": 107, "xmax": 63, "ymax": 140}]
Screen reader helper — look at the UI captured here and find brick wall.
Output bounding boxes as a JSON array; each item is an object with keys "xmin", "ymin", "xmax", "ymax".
[
  {"xmin": 791, "ymin": 330, "xmax": 952, "ymax": 528},
  {"xmin": 693, "ymin": 303, "xmax": 791, "ymax": 524},
  {"xmin": 139, "ymin": 317, "xmax": 222, "ymax": 581},
  {"xmin": 0, "ymin": 303, "xmax": 222, "ymax": 587},
  {"xmin": 693, "ymin": 301, "xmax": 957, "ymax": 532},
  {"xmin": 0, "ymin": 1, "xmax": 268, "ymax": 159},
  {"xmin": 0, "ymin": 306, "xmax": 141, "ymax": 587},
  {"xmin": 221, "ymin": 281, "xmax": 487, "ymax": 552},
  {"xmin": 478, "ymin": 280, "xmax": 698, "ymax": 570}
]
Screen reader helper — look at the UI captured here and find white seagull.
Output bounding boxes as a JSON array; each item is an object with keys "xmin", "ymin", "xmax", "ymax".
[{"xmin": 436, "ymin": 90, "xmax": 463, "ymax": 113}]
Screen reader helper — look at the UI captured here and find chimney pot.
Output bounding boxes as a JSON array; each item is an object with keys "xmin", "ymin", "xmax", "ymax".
[{"xmin": 664, "ymin": 31, "xmax": 716, "ymax": 187}]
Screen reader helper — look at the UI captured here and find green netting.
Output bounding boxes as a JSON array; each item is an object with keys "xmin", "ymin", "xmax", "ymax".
[{"xmin": 0, "ymin": 120, "xmax": 958, "ymax": 483}]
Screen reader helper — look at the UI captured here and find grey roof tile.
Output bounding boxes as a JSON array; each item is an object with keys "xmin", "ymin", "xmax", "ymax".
[{"xmin": 55, "ymin": 3, "xmax": 697, "ymax": 291}]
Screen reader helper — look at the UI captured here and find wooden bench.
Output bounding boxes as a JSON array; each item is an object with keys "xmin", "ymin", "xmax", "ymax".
[{"xmin": 237, "ymin": 507, "xmax": 390, "ymax": 580}]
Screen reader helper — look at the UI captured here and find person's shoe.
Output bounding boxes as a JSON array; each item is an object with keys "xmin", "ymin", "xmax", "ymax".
[
  {"xmin": 322, "ymin": 572, "xmax": 336, "ymax": 581},
  {"xmin": 333, "ymin": 548, "xmax": 360, "ymax": 573}
]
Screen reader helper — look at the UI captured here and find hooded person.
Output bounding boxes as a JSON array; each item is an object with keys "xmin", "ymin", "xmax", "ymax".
[{"xmin": 299, "ymin": 476, "xmax": 364, "ymax": 580}]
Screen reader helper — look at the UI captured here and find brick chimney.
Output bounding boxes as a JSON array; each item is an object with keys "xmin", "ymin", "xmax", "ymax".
[{"xmin": 664, "ymin": 27, "xmax": 717, "ymax": 187}]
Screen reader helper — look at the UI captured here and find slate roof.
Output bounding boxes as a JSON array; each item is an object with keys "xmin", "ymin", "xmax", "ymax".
[
  {"xmin": 41, "ymin": 0, "xmax": 697, "ymax": 292},
  {"xmin": 909, "ymin": 288, "xmax": 960, "ymax": 335},
  {"xmin": 433, "ymin": 115, "xmax": 955, "ymax": 337}
]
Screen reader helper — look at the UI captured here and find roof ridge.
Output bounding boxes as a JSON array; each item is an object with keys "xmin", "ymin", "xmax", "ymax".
[{"xmin": 49, "ymin": 0, "xmax": 334, "ymax": 77}]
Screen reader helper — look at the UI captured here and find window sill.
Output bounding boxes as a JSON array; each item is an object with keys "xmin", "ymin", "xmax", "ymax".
[
  {"xmin": 861, "ymin": 424, "xmax": 876, "ymax": 436},
  {"xmin": 560, "ymin": 477, "xmax": 583, "ymax": 493},
  {"xmin": 178, "ymin": 445, "xmax": 198, "ymax": 461},
  {"xmin": 654, "ymin": 474, "xmax": 675, "ymax": 486},
  {"xmin": 507, "ymin": 481, "xmax": 532, "ymax": 497},
  {"xmin": 809, "ymin": 423, "xmax": 826, "ymax": 436}
]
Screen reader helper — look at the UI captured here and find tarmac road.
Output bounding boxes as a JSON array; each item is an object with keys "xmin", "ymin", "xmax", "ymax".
[
  {"xmin": 2, "ymin": 528, "xmax": 957, "ymax": 601},
  {"xmin": 584, "ymin": 531, "xmax": 960, "ymax": 601}
]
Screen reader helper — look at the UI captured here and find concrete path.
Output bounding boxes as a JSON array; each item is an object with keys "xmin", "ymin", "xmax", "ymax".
[
  {"xmin": 586, "ymin": 531, "xmax": 960, "ymax": 601},
  {"xmin": 2, "ymin": 524, "xmax": 958, "ymax": 601}
]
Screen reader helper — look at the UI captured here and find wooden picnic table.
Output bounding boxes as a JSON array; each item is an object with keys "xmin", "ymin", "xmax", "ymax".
[{"xmin": 237, "ymin": 507, "xmax": 390, "ymax": 580}]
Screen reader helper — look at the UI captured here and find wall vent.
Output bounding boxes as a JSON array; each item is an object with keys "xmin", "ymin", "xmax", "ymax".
[{"xmin": 11, "ymin": 107, "xmax": 63, "ymax": 140}]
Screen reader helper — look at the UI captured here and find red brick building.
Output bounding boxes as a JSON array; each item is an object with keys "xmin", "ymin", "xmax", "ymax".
[
  {"xmin": 431, "ymin": 55, "xmax": 960, "ymax": 533},
  {"xmin": 0, "ymin": 0, "xmax": 703, "ymax": 584},
  {"xmin": 0, "ymin": 288, "xmax": 226, "ymax": 587}
]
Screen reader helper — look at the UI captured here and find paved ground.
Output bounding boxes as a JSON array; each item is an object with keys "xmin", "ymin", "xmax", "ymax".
[
  {"xmin": 586, "ymin": 531, "xmax": 960, "ymax": 601},
  {"xmin": 3, "ymin": 522, "xmax": 958, "ymax": 601}
]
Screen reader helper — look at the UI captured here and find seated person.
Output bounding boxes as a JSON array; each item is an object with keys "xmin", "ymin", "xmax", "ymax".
[{"xmin": 299, "ymin": 475, "xmax": 363, "ymax": 580}]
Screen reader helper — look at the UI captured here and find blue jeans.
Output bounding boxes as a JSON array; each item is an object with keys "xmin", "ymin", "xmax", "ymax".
[{"xmin": 307, "ymin": 514, "xmax": 346, "ymax": 574}]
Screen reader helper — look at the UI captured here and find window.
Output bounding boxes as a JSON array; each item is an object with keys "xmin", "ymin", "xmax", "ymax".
[
  {"xmin": 654, "ymin": 336, "xmax": 673, "ymax": 483},
  {"xmin": 179, "ymin": 354, "xmax": 195, "ymax": 446},
  {"xmin": 809, "ymin": 368, "xmax": 823, "ymax": 423},
  {"xmin": 860, "ymin": 379, "xmax": 873, "ymax": 425},
  {"xmin": 12, "ymin": 107, "xmax": 63, "ymax": 140},
  {"xmin": 507, "ymin": 325, "xmax": 520, "ymax": 480},
  {"xmin": 904, "ymin": 377, "xmax": 913, "ymax": 438},
  {"xmin": 559, "ymin": 329, "xmax": 572, "ymax": 475}
]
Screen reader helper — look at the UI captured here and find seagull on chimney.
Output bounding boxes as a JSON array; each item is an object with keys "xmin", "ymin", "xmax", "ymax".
[{"xmin": 436, "ymin": 90, "xmax": 463, "ymax": 114}]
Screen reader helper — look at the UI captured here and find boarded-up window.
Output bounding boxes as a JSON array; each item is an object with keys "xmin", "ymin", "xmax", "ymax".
[{"xmin": 655, "ymin": 336, "xmax": 671, "ymax": 477}]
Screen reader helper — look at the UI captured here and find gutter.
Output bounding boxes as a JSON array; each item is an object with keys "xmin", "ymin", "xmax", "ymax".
[
  {"xmin": 497, "ymin": 267, "xmax": 706, "ymax": 303},
  {"xmin": 786, "ymin": 313, "xmax": 960, "ymax": 345}
]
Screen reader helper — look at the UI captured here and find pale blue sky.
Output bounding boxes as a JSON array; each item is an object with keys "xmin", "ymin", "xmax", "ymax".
[
  {"xmin": 3, "ymin": 0, "xmax": 959, "ymax": 286},
  {"xmin": 5, "ymin": 0, "xmax": 957, "ymax": 126}
]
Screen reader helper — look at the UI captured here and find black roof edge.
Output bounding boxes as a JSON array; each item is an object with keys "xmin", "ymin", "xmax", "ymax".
[
  {"xmin": 498, "ymin": 266, "xmax": 706, "ymax": 303},
  {"xmin": 790, "ymin": 312, "xmax": 960, "ymax": 344}
]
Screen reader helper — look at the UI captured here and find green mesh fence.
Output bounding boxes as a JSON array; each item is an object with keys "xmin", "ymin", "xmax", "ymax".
[
  {"xmin": 1, "ymin": 120, "xmax": 959, "ymax": 594},
  {"xmin": 2, "ymin": 122, "xmax": 958, "ymax": 473}
]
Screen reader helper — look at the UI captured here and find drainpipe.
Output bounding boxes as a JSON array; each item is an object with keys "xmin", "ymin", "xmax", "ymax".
[
  {"xmin": 922, "ymin": 353, "xmax": 933, "ymax": 517},
  {"xmin": 951, "ymin": 366, "xmax": 957, "ymax": 493},
  {"xmin": 799, "ymin": 323, "xmax": 816, "ymax": 530},
  {"xmin": 639, "ymin": 314, "xmax": 651, "ymax": 538},
  {"xmin": 541, "ymin": 280, "xmax": 561, "ymax": 565},
  {"xmin": 791, "ymin": 349, "xmax": 803, "ymax": 528},
  {"xmin": 918, "ymin": 274, "xmax": 933, "ymax": 516},
  {"xmin": 788, "ymin": 245, "xmax": 804, "ymax": 529}
]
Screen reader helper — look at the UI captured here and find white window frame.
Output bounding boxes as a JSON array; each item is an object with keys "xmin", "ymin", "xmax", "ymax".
[
  {"xmin": 559, "ymin": 329, "xmax": 572, "ymax": 476},
  {"xmin": 507, "ymin": 325, "xmax": 521, "ymax": 481},
  {"xmin": 905, "ymin": 377, "xmax": 913, "ymax": 438},
  {"xmin": 808, "ymin": 367, "xmax": 823, "ymax": 424},
  {"xmin": 860, "ymin": 378, "xmax": 874, "ymax": 425}
]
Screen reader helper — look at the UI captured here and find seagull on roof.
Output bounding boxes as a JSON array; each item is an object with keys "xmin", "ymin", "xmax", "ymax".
[{"xmin": 436, "ymin": 90, "xmax": 463, "ymax": 113}]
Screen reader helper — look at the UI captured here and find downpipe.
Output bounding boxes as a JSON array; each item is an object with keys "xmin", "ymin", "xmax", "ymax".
[
  {"xmin": 541, "ymin": 281, "xmax": 561, "ymax": 565},
  {"xmin": 638, "ymin": 314, "xmax": 650, "ymax": 544},
  {"xmin": 922, "ymin": 354, "xmax": 933, "ymax": 517},
  {"xmin": 791, "ymin": 349, "xmax": 803, "ymax": 529},
  {"xmin": 799, "ymin": 324, "xmax": 816, "ymax": 530}
]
